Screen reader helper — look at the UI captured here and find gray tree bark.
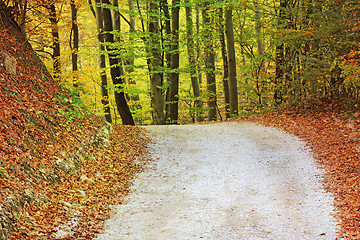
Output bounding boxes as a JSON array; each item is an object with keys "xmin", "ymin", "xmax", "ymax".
[
  {"xmin": 102, "ymin": 0, "xmax": 135, "ymax": 125},
  {"xmin": 202, "ymin": 3, "xmax": 217, "ymax": 121},
  {"xmin": 148, "ymin": 0, "xmax": 165, "ymax": 124},
  {"xmin": 166, "ymin": 0, "xmax": 180, "ymax": 124},
  {"xmin": 185, "ymin": 0, "xmax": 203, "ymax": 122},
  {"xmin": 225, "ymin": 7, "xmax": 238, "ymax": 116},
  {"xmin": 126, "ymin": 0, "xmax": 141, "ymax": 107},
  {"xmin": 94, "ymin": 0, "xmax": 112, "ymax": 123},
  {"xmin": 253, "ymin": 0, "xmax": 265, "ymax": 105},
  {"xmin": 48, "ymin": 4, "xmax": 61, "ymax": 80},
  {"xmin": 70, "ymin": 0, "xmax": 79, "ymax": 90},
  {"xmin": 218, "ymin": 8, "xmax": 230, "ymax": 119}
]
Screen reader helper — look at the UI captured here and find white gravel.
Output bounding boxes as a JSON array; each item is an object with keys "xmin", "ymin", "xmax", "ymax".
[{"xmin": 97, "ymin": 122, "xmax": 339, "ymax": 240}]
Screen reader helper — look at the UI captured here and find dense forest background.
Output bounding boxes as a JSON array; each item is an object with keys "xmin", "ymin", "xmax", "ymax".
[{"xmin": 2, "ymin": 0, "xmax": 360, "ymax": 125}]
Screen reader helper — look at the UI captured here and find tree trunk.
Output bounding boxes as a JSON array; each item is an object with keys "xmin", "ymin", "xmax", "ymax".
[
  {"xmin": 218, "ymin": 8, "xmax": 230, "ymax": 119},
  {"xmin": 202, "ymin": 3, "xmax": 217, "ymax": 121},
  {"xmin": 159, "ymin": 0, "xmax": 171, "ymax": 71},
  {"xmin": 48, "ymin": 4, "xmax": 61, "ymax": 80},
  {"xmin": 274, "ymin": 0, "xmax": 287, "ymax": 104},
  {"xmin": 160, "ymin": 0, "xmax": 172, "ymax": 122},
  {"xmin": 185, "ymin": 0, "xmax": 203, "ymax": 122},
  {"xmin": 195, "ymin": 7, "xmax": 202, "ymax": 86},
  {"xmin": 126, "ymin": 0, "xmax": 141, "ymax": 107},
  {"xmin": 148, "ymin": 0, "xmax": 165, "ymax": 125},
  {"xmin": 225, "ymin": 7, "xmax": 238, "ymax": 116},
  {"xmin": 253, "ymin": 1, "xmax": 264, "ymax": 58},
  {"xmin": 253, "ymin": 0, "xmax": 265, "ymax": 105},
  {"xmin": 102, "ymin": 0, "xmax": 135, "ymax": 125},
  {"xmin": 70, "ymin": 0, "xmax": 79, "ymax": 90},
  {"xmin": 112, "ymin": 0, "xmax": 121, "ymax": 42},
  {"xmin": 166, "ymin": 0, "xmax": 180, "ymax": 124},
  {"xmin": 94, "ymin": 0, "xmax": 112, "ymax": 123}
]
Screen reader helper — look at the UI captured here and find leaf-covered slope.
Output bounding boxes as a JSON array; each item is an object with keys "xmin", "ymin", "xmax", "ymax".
[
  {"xmin": 1, "ymin": 7, "xmax": 150, "ymax": 240},
  {"xmin": 0, "ymin": 6, "xmax": 118, "ymax": 239}
]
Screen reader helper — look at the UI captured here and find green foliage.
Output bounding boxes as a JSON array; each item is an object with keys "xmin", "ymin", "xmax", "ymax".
[
  {"xmin": 54, "ymin": 83, "xmax": 92, "ymax": 129},
  {"xmin": 23, "ymin": 0, "xmax": 360, "ymax": 124}
]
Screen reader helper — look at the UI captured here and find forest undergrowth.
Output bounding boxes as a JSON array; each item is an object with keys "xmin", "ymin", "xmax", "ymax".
[{"xmin": 242, "ymin": 105, "xmax": 360, "ymax": 239}]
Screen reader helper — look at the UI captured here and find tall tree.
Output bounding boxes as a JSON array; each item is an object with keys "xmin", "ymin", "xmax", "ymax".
[
  {"xmin": 112, "ymin": 0, "xmax": 122, "ymax": 42},
  {"xmin": 166, "ymin": 0, "xmax": 180, "ymax": 124},
  {"xmin": 253, "ymin": 0, "xmax": 265, "ymax": 105},
  {"xmin": 225, "ymin": 4, "xmax": 238, "ymax": 116},
  {"xmin": 102, "ymin": 0, "xmax": 135, "ymax": 125},
  {"xmin": 126, "ymin": 0, "xmax": 141, "ymax": 106},
  {"xmin": 185, "ymin": 0, "xmax": 203, "ymax": 122},
  {"xmin": 160, "ymin": 0, "xmax": 171, "ymax": 68},
  {"xmin": 148, "ymin": 0, "xmax": 165, "ymax": 124},
  {"xmin": 218, "ymin": 7, "xmax": 230, "ymax": 119},
  {"xmin": 202, "ymin": 1, "xmax": 217, "ymax": 121},
  {"xmin": 48, "ymin": 4, "xmax": 61, "ymax": 80},
  {"xmin": 70, "ymin": 0, "xmax": 79, "ymax": 89},
  {"xmin": 274, "ymin": 0, "xmax": 287, "ymax": 104},
  {"xmin": 92, "ymin": 0, "xmax": 112, "ymax": 123}
]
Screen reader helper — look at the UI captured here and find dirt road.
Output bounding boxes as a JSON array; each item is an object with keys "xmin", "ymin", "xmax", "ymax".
[{"xmin": 97, "ymin": 122, "xmax": 339, "ymax": 239}]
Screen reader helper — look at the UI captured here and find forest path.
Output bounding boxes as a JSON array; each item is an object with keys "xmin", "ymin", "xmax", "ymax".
[{"xmin": 97, "ymin": 122, "xmax": 338, "ymax": 239}]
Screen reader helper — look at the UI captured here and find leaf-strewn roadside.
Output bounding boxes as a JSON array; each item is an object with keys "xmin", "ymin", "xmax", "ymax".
[
  {"xmin": 243, "ymin": 110, "xmax": 360, "ymax": 239},
  {"xmin": 10, "ymin": 125, "xmax": 149, "ymax": 239}
]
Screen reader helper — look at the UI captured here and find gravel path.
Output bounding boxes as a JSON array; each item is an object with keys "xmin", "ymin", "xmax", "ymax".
[{"xmin": 97, "ymin": 122, "xmax": 339, "ymax": 239}]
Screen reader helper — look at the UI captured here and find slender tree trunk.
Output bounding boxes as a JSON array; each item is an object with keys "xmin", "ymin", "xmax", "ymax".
[
  {"xmin": 185, "ymin": 0, "xmax": 203, "ymax": 122},
  {"xmin": 301, "ymin": 0, "xmax": 313, "ymax": 99},
  {"xmin": 112, "ymin": 0, "xmax": 132, "ymax": 102},
  {"xmin": 148, "ymin": 0, "xmax": 165, "ymax": 124},
  {"xmin": 225, "ymin": 7, "xmax": 238, "ymax": 116},
  {"xmin": 275, "ymin": 43, "xmax": 284, "ymax": 103},
  {"xmin": 253, "ymin": 1, "xmax": 264, "ymax": 59},
  {"xmin": 202, "ymin": 3, "xmax": 217, "ymax": 121},
  {"xmin": 218, "ymin": 8, "xmax": 230, "ymax": 119},
  {"xmin": 253, "ymin": 0, "xmax": 265, "ymax": 105},
  {"xmin": 161, "ymin": 0, "xmax": 172, "ymax": 122},
  {"xmin": 195, "ymin": 7, "xmax": 202, "ymax": 86},
  {"xmin": 102, "ymin": 0, "xmax": 135, "ymax": 125},
  {"xmin": 112, "ymin": 0, "xmax": 121, "ymax": 42},
  {"xmin": 94, "ymin": 0, "xmax": 112, "ymax": 123},
  {"xmin": 274, "ymin": 0, "xmax": 287, "ymax": 104},
  {"xmin": 48, "ymin": 4, "xmax": 61, "ymax": 80},
  {"xmin": 159, "ymin": 0, "xmax": 171, "ymax": 71},
  {"xmin": 166, "ymin": 0, "xmax": 180, "ymax": 124},
  {"xmin": 70, "ymin": 0, "xmax": 79, "ymax": 90},
  {"xmin": 126, "ymin": 0, "xmax": 141, "ymax": 105}
]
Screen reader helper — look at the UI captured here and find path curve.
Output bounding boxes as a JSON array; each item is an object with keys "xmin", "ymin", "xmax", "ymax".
[{"xmin": 97, "ymin": 122, "xmax": 338, "ymax": 239}]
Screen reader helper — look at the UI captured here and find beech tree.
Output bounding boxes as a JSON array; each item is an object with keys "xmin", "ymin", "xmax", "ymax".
[
  {"xmin": 48, "ymin": 4, "xmax": 61, "ymax": 80},
  {"xmin": 202, "ymin": 0, "xmax": 217, "ymax": 121},
  {"xmin": 70, "ymin": 0, "xmax": 79, "ymax": 89},
  {"xmin": 224, "ymin": 4, "xmax": 238, "ymax": 116},
  {"xmin": 148, "ymin": 0, "xmax": 165, "ymax": 125},
  {"xmin": 185, "ymin": 0, "xmax": 203, "ymax": 122},
  {"xmin": 218, "ymin": 7, "xmax": 230, "ymax": 119},
  {"xmin": 101, "ymin": 0, "xmax": 135, "ymax": 125},
  {"xmin": 166, "ymin": 0, "xmax": 180, "ymax": 124},
  {"xmin": 91, "ymin": 0, "xmax": 112, "ymax": 123}
]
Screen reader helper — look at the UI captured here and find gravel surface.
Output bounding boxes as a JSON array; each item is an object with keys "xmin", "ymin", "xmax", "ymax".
[{"xmin": 97, "ymin": 122, "xmax": 339, "ymax": 240}]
